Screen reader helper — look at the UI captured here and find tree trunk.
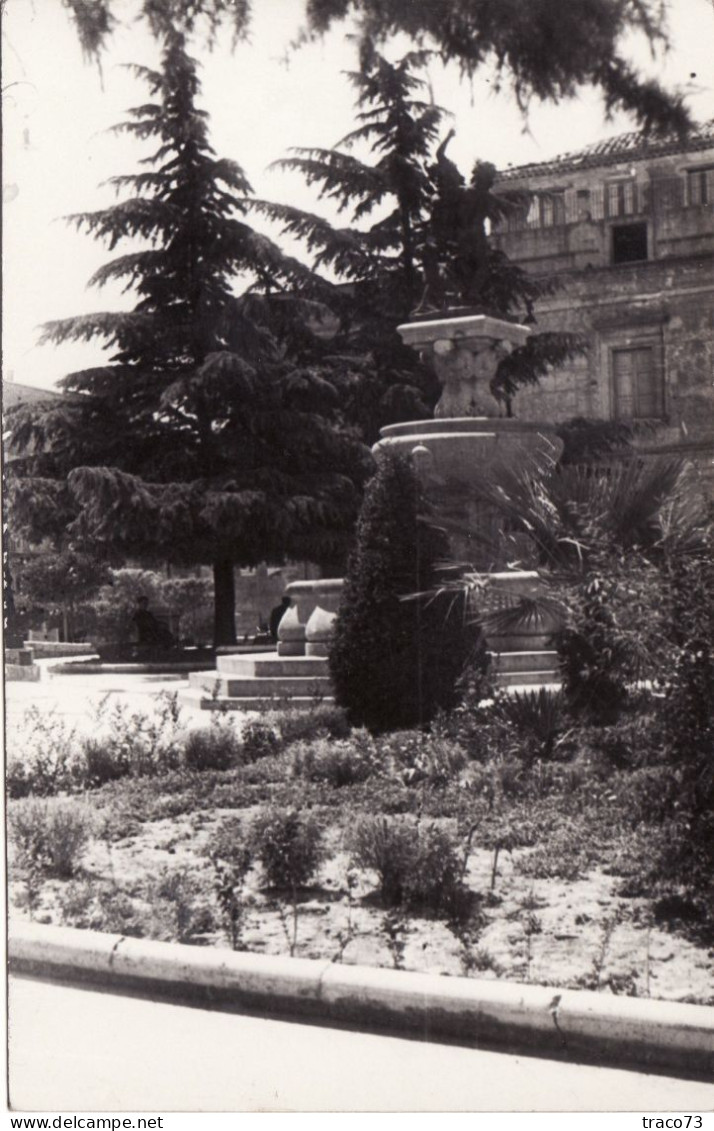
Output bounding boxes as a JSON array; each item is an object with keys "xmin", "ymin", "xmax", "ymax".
[{"xmin": 213, "ymin": 558, "xmax": 237, "ymax": 647}]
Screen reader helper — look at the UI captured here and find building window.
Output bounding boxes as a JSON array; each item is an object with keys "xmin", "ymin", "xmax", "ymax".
[
  {"xmin": 686, "ymin": 166, "xmax": 714, "ymax": 206},
  {"xmin": 607, "ymin": 179, "xmax": 636, "ymax": 217},
  {"xmin": 526, "ymin": 190, "xmax": 566, "ymax": 228},
  {"xmin": 611, "ymin": 221, "xmax": 648, "ymax": 264},
  {"xmin": 652, "ymin": 176, "xmax": 682, "ymax": 210},
  {"xmin": 612, "ymin": 346, "xmax": 663, "ymax": 419}
]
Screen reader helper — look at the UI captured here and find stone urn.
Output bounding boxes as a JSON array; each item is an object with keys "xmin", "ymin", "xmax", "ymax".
[{"xmin": 277, "ymin": 578, "xmax": 344, "ymax": 658}]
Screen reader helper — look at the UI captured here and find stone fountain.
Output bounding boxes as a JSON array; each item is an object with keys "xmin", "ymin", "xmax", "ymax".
[
  {"xmin": 378, "ymin": 310, "xmax": 561, "ymax": 685},
  {"xmin": 379, "ymin": 312, "xmax": 561, "ymax": 569},
  {"xmin": 182, "ymin": 310, "xmax": 560, "ymax": 710}
]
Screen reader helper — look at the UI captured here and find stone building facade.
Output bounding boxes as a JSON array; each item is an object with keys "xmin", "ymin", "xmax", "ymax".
[{"xmin": 491, "ymin": 121, "xmax": 714, "ymax": 475}]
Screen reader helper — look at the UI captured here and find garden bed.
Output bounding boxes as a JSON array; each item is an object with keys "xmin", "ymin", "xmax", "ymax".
[{"xmin": 7, "ymin": 696, "xmax": 714, "ymax": 1006}]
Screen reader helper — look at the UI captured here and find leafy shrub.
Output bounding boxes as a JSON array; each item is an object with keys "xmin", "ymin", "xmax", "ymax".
[
  {"xmin": 610, "ymin": 765, "xmax": 682, "ymax": 825},
  {"xmin": 517, "ymin": 817, "xmax": 599, "ymax": 881},
  {"xmin": 145, "ymin": 867, "xmax": 216, "ymax": 944},
  {"xmin": 377, "ymin": 728, "xmax": 470, "ymax": 786},
  {"xmin": 330, "ymin": 449, "xmax": 478, "ymax": 732},
  {"xmin": 662, "ymin": 638, "xmax": 714, "ymax": 774},
  {"xmin": 58, "ymin": 880, "xmax": 144, "ymax": 936},
  {"xmin": 85, "ymin": 693, "xmax": 183, "ymax": 781},
  {"xmin": 292, "ymin": 731, "xmax": 380, "ymax": 787},
  {"xmin": 490, "ymin": 689, "xmax": 566, "ymax": 762},
  {"xmin": 407, "ymin": 824, "xmax": 467, "ymax": 914},
  {"xmin": 349, "ymin": 815, "xmax": 467, "ymax": 914},
  {"xmin": 276, "ymin": 704, "xmax": 352, "ymax": 746},
  {"xmin": 6, "ymin": 758, "xmax": 36, "ymax": 801},
  {"xmin": 554, "ymin": 554, "xmax": 659, "ymax": 726},
  {"xmin": 348, "ymin": 816, "xmax": 418, "ymax": 904},
  {"xmin": 240, "ymin": 720, "xmax": 282, "ymax": 762},
  {"xmin": 8, "ymin": 800, "xmax": 52, "ymax": 881},
  {"xmin": 658, "ymin": 525, "xmax": 714, "ymax": 810},
  {"xmin": 5, "ymin": 707, "xmax": 79, "ymax": 797},
  {"xmin": 184, "ymin": 725, "xmax": 240, "ymax": 772},
  {"xmin": 6, "ymin": 696, "xmax": 185, "ymax": 797},
  {"xmin": 9, "ymin": 798, "xmax": 94, "ymax": 879},
  {"xmin": 249, "ymin": 807, "xmax": 326, "ymax": 890},
  {"xmin": 434, "ymin": 674, "xmax": 522, "ymax": 765},
  {"xmin": 205, "ymin": 818, "xmax": 254, "ymax": 949},
  {"xmin": 565, "ymin": 710, "xmax": 662, "ymax": 774},
  {"xmin": 207, "ymin": 817, "xmax": 251, "ymax": 865},
  {"xmin": 388, "ymin": 735, "xmax": 469, "ymax": 788},
  {"xmin": 556, "ymin": 586, "xmax": 629, "ymax": 725},
  {"xmin": 81, "ymin": 737, "xmax": 132, "ymax": 787}
]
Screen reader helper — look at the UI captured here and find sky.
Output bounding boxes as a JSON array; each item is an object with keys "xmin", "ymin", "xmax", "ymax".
[{"xmin": 2, "ymin": 0, "xmax": 714, "ymax": 392}]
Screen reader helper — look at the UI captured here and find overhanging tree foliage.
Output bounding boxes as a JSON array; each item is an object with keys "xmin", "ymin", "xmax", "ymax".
[
  {"xmin": 8, "ymin": 32, "xmax": 370, "ymax": 645},
  {"xmin": 253, "ymin": 49, "xmax": 584, "ymax": 429},
  {"xmin": 65, "ymin": 0, "xmax": 692, "ymax": 138}
]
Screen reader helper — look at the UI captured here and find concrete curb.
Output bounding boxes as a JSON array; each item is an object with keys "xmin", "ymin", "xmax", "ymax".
[{"xmin": 9, "ymin": 922, "xmax": 714, "ymax": 1078}]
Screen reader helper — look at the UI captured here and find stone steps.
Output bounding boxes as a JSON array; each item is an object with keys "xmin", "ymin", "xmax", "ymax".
[
  {"xmin": 183, "ymin": 651, "xmax": 332, "ymax": 705},
  {"xmin": 216, "ymin": 653, "xmax": 328, "ymax": 678},
  {"xmin": 180, "ymin": 688, "xmax": 334, "ymax": 712},
  {"xmin": 497, "ymin": 670, "xmax": 559, "ymax": 688},
  {"xmin": 489, "ymin": 649, "xmax": 559, "ymax": 674},
  {"xmin": 181, "ymin": 647, "xmax": 560, "ymax": 711},
  {"xmin": 487, "ymin": 634, "xmax": 552, "ymax": 653},
  {"xmin": 188, "ymin": 669, "xmax": 332, "ymax": 699}
]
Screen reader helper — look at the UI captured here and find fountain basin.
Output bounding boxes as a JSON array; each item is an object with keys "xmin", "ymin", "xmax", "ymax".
[{"xmin": 377, "ymin": 417, "xmax": 561, "ymax": 483}]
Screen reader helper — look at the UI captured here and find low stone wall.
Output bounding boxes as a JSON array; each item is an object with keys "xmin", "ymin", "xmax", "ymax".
[
  {"xmin": 5, "ymin": 649, "xmax": 41, "ymax": 682},
  {"xmin": 23, "ymin": 641, "xmax": 96, "ymax": 659},
  {"xmin": 6, "ymin": 663, "xmax": 41, "ymax": 682}
]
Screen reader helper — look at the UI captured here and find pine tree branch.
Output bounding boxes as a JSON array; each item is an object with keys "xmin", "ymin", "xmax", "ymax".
[
  {"xmin": 40, "ymin": 312, "xmax": 155, "ymax": 347},
  {"xmin": 271, "ymin": 149, "xmax": 386, "ymax": 212},
  {"xmin": 64, "ymin": 199, "xmax": 180, "ymax": 248},
  {"xmin": 248, "ymin": 200, "xmax": 372, "ymax": 275}
]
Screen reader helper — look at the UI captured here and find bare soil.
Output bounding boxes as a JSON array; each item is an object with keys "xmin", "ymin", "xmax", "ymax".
[{"xmin": 11, "ymin": 806, "xmax": 714, "ymax": 1004}]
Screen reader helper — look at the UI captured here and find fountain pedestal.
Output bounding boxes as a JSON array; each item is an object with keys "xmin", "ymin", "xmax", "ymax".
[
  {"xmin": 378, "ymin": 312, "xmax": 561, "ymax": 684},
  {"xmin": 378, "ymin": 313, "xmax": 562, "ymax": 570}
]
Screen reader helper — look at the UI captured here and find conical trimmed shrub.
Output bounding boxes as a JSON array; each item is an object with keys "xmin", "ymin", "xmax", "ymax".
[{"xmin": 330, "ymin": 449, "xmax": 477, "ymax": 732}]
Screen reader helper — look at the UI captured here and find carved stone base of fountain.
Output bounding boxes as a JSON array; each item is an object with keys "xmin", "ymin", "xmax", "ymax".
[{"xmin": 380, "ymin": 311, "xmax": 562, "ymax": 678}]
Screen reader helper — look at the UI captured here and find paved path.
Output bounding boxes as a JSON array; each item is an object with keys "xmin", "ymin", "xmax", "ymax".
[
  {"xmin": 4, "ymin": 662, "xmax": 223, "ymax": 742},
  {"xmin": 9, "ymin": 975, "xmax": 714, "ymax": 1112}
]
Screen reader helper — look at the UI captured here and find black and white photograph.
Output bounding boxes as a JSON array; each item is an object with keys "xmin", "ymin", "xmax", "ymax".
[{"xmin": 3, "ymin": 0, "xmax": 714, "ymax": 1116}]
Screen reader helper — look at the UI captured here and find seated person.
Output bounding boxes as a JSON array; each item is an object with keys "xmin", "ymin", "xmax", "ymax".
[
  {"xmin": 132, "ymin": 596, "xmax": 175, "ymax": 649},
  {"xmin": 269, "ymin": 595, "xmax": 292, "ymax": 642}
]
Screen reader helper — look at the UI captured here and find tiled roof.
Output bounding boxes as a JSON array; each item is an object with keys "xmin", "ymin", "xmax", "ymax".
[
  {"xmin": 2, "ymin": 381, "xmax": 62, "ymax": 409},
  {"xmin": 496, "ymin": 119, "xmax": 714, "ymax": 182}
]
